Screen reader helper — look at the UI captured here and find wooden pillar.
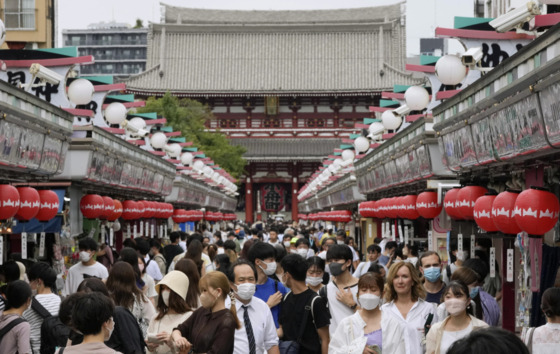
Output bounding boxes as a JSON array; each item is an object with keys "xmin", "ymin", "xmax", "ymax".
[
  {"xmin": 245, "ymin": 177, "xmax": 254, "ymax": 223},
  {"xmin": 292, "ymin": 177, "xmax": 299, "ymax": 222}
]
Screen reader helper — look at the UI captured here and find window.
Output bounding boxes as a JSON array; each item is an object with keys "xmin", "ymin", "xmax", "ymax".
[{"xmin": 4, "ymin": 0, "xmax": 35, "ymax": 30}]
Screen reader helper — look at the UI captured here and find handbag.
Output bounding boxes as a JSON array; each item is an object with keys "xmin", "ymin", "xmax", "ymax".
[{"xmin": 279, "ymin": 294, "xmax": 319, "ymax": 354}]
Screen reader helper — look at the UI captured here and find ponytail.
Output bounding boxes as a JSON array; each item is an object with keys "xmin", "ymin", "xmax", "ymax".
[{"xmin": 229, "ymin": 290, "xmax": 241, "ymax": 329}]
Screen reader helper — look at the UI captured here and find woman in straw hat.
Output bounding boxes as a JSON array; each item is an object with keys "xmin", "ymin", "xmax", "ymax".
[{"xmin": 146, "ymin": 271, "xmax": 193, "ymax": 353}]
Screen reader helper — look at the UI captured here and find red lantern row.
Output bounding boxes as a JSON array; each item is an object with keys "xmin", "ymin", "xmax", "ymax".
[
  {"xmin": 0, "ymin": 185, "xmax": 59, "ymax": 222},
  {"xmin": 298, "ymin": 214, "xmax": 308, "ymax": 220},
  {"xmin": 205, "ymin": 211, "xmax": 224, "ymax": 221},
  {"xmin": 307, "ymin": 210, "xmax": 352, "ymax": 222},
  {"xmin": 172, "ymin": 209, "xmax": 204, "ymax": 223},
  {"xmin": 357, "ymin": 193, "xmax": 442, "ymax": 220},
  {"xmin": 80, "ymin": 195, "xmax": 174, "ymax": 221}
]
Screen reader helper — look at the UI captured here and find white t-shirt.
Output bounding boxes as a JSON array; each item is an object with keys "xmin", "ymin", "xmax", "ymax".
[
  {"xmin": 325, "ymin": 281, "xmax": 359, "ymax": 336},
  {"xmin": 532, "ymin": 322, "xmax": 560, "ymax": 354},
  {"xmin": 144, "ymin": 255, "xmax": 163, "ymax": 282},
  {"xmin": 23, "ymin": 293, "xmax": 61, "ymax": 354},
  {"xmin": 142, "ymin": 273, "xmax": 158, "ymax": 299},
  {"xmin": 440, "ymin": 322, "xmax": 472, "ymax": 354},
  {"xmin": 63, "ymin": 261, "xmax": 108, "ymax": 296}
]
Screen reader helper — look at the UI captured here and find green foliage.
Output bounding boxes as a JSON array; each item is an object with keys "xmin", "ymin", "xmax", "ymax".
[
  {"xmin": 133, "ymin": 19, "xmax": 144, "ymax": 28},
  {"xmin": 136, "ymin": 93, "xmax": 247, "ymax": 179}
]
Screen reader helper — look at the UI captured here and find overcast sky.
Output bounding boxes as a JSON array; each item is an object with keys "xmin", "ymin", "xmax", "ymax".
[{"xmin": 56, "ymin": 0, "xmax": 472, "ymax": 57}]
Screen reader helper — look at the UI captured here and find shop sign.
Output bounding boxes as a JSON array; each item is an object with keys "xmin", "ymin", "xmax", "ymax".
[{"xmin": 538, "ymin": 81, "xmax": 560, "ymax": 146}]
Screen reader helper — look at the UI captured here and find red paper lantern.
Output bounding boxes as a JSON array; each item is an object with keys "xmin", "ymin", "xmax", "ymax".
[
  {"xmin": 172, "ymin": 209, "xmax": 188, "ymax": 223},
  {"xmin": 100, "ymin": 196, "xmax": 114, "ymax": 220},
  {"xmin": 514, "ymin": 187, "xmax": 560, "ymax": 236},
  {"xmin": 122, "ymin": 200, "xmax": 138, "ymax": 220},
  {"xmin": 416, "ymin": 191, "xmax": 442, "ymax": 219},
  {"xmin": 108, "ymin": 200, "xmax": 123, "ymax": 221},
  {"xmin": 338, "ymin": 210, "xmax": 352, "ymax": 223},
  {"xmin": 473, "ymin": 194, "xmax": 498, "ymax": 232},
  {"xmin": 80, "ymin": 194, "xmax": 104, "ymax": 219},
  {"xmin": 36, "ymin": 190, "xmax": 59, "ymax": 221},
  {"xmin": 457, "ymin": 186, "xmax": 488, "ymax": 220},
  {"xmin": 15, "ymin": 187, "xmax": 40, "ymax": 221},
  {"xmin": 163, "ymin": 204, "xmax": 174, "ymax": 219},
  {"xmin": 395, "ymin": 197, "xmax": 406, "ymax": 219},
  {"xmin": 492, "ymin": 191, "xmax": 522, "ymax": 235},
  {"xmin": 444, "ymin": 188, "xmax": 463, "ymax": 220},
  {"xmin": 376, "ymin": 199, "xmax": 386, "ymax": 219},
  {"xmin": 401, "ymin": 195, "xmax": 420, "ymax": 220},
  {"xmin": 0, "ymin": 185, "xmax": 20, "ymax": 220},
  {"xmin": 136, "ymin": 201, "xmax": 146, "ymax": 219},
  {"xmin": 154, "ymin": 202, "xmax": 163, "ymax": 219}
]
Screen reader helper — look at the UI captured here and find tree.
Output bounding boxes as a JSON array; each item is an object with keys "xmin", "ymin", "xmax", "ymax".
[
  {"xmin": 135, "ymin": 93, "xmax": 247, "ymax": 179},
  {"xmin": 133, "ymin": 19, "xmax": 144, "ymax": 28}
]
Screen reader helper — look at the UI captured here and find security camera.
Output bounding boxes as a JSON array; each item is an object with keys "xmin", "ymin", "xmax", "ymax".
[
  {"xmin": 121, "ymin": 120, "xmax": 149, "ymax": 138},
  {"xmin": 489, "ymin": 1, "xmax": 540, "ymax": 33},
  {"xmin": 29, "ymin": 63, "xmax": 64, "ymax": 85},
  {"xmin": 461, "ymin": 47, "xmax": 483, "ymax": 67},
  {"xmin": 368, "ymin": 122, "xmax": 385, "ymax": 137},
  {"xmin": 392, "ymin": 104, "xmax": 411, "ymax": 117}
]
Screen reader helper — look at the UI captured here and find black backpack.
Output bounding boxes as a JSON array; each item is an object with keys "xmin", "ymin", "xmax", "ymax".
[{"xmin": 31, "ymin": 298, "xmax": 70, "ymax": 354}]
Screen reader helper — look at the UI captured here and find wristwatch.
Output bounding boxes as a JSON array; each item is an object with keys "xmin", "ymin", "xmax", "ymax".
[{"xmin": 349, "ymin": 303, "xmax": 358, "ymax": 310}]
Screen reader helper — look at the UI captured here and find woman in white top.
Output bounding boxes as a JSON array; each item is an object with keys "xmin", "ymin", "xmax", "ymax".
[
  {"xmin": 139, "ymin": 255, "xmax": 158, "ymax": 307},
  {"xmin": 146, "ymin": 271, "xmax": 193, "ymax": 354},
  {"xmin": 426, "ymin": 281, "xmax": 488, "ymax": 354},
  {"xmin": 381, "ymin": 261, "xmax": 437, "ymax": 354},
  {"xmin": 330, "ymin": 272, "xmax": 406, "ymax": 354},
  {"xmin": 528, "ymin": 287, "xmax": 560, "ymax": 354}
]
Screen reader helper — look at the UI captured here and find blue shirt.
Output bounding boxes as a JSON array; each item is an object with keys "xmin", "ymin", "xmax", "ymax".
[{"xmin": 255, "ymin": 277, "xmax": 288, "ymax": 328}]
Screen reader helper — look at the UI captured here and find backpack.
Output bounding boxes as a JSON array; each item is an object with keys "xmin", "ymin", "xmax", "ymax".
[
  {"xmin": 31, "ymin": 298, "xmax": 71, "ymax": 354},
  {"xmin": 0, "ymin": 317, "xmax": 27, "ymax": 346}
]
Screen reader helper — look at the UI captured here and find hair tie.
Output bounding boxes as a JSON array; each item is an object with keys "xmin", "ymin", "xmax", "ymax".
[{"xmin": 229, "ymin": 290, "xmax": 236, "ymax": 304}]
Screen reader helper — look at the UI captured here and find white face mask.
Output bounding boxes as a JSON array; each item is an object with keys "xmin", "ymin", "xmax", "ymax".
[
  {"xmin": 79, "ymin": 251, "xmax": 92, "ymax": 263},
  {"xmin": 337, "ymin": 240, "xmax": 345, "ymax": 245},
  {"xmin": 235, "ymin": 283, "xmax": 256, "ymax": 300},
  {"xmin": 161, "ymin": 290, "xmax": 171, "ymax": 306},
  {"xmin": 297, "ymin": 249, "xmax": 308, "ymax": 258},
  {"xmin": 358, "ymin": 294, "xmax": 381, "ymax": 310},
  {"xmin": 445, "ymin": 298, "xmax": 468, "ymax": 316},
  {"xmin": 104, "ymin": 318, "xmax": 114, "ymax": 341},
  {"xmin": 306, "ymin": 276, "xmax": 323, "ymax": 287},
  {"xmin": 259, "ymin": 261, "xmax": 277, "ymax": 276},
  {"xmin": 290, "ymin": 249, "xmax": 298, "ymax": 254},
  {"xmin": 284, "ymin": 241, "xmax": 291, "ymax": 248}
]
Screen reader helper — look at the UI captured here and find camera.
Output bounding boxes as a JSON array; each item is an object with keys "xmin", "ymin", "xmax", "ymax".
[
  {"xmin": 121, "ymin": 120, "xmax": 149, "ymax": 138},
  {"xmin": 489, "ymin": 1, "xmax": 540, "ymax": 33},
  {"xmin": 29, "ymin": 63, "xmax": 64, "ymax": 85},
  {"xmin": 392, "ymin": 104, "xmax": 411, "ymax": 117},
  {"xmin": 461, "ymin": 47, "xmax": 483, "ymax": 68}
]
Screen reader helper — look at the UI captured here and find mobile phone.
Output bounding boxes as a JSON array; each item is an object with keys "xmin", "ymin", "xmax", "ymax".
[
  {"xmin": 147, "ymin": 333, "xmax": 160, "ymax": 343},
  {"xmin": 424, "ymin": 313, "xmax": 434, "ymax": 334}
]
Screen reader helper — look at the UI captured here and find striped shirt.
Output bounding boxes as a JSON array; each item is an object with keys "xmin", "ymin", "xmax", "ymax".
[{"xmin": 23, "ymin": 293, "xmax": 61, "ymax": 354}]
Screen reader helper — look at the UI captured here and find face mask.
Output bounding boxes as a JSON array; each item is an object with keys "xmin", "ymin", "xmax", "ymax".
[
  {"xmin": 297, "ymin": 249, "xmax": 308, "ymax": 258},
  {"xmin": 104, "ymin": 318, "xmax": 114, "ymax": 341},
  {"xmin": 470, "ymin": 286, "xmax": 479, "ymax": 299},
  {"xmin": 358, "ymin": 294, "xmax": 381, "ymax": 310},
  {"xmin": 423, "ymin": 267, "xmax": 441, "ymax": 283},
  {"xmin": 445, "ymin": 298, "xmax": 468, "ymax": 316},
  {"xmin": 138, "ymin": 264, "xmax": 145, "ymax": 273},
  {"xmin": 337, "ymin": 240, "xmax": 344, "ymax": 245},
  {"xmin": 259, "ymin": 261, "xmax": 277, "ymax": 276},
  {"xmin": 306, "ymin": 276, "xmax": 323, "ymax": 287},
  {"xmin": 32, "ymin": 289, "xmax": 38, "ymax": 297},
  {"xmin": 79, "ymin": 251, "xmax": 92, "ymax": 263},
  {"xmin": 162, "ymin": 290, "xmax": 171, "ymax": 306},
  {"xmin": 284, "ymin": 241, "xmax": 291, "ymax": 248},
  {"xmin": 329, "ymin": 262, "xmax": 346, "ymax": 276},
  {"xmin": 457, "ymin": 250, "xmax": 469, "ymax": 262},
  {"xmin": 290, "ymin": 249, "xmax": 298, "ymax": 254},
  {"xmin": 235, "ymin": 283, "xmax": 256, "ymax": 301}
]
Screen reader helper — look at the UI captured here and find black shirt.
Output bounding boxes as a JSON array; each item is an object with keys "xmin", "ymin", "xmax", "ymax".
[
  {"xmin": 425, "ymin": 285, "xmax": 446, "ymax": 305},
  {"xmin": 279, "ymin": 288, "xmax": 330, "ymax": 354},
  {"xmin": 163, "ymin": 244, "xmax": 184, "ymax": 271}
]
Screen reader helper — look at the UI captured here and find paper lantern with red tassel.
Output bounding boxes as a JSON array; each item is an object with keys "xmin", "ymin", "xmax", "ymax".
[
  {"xmin": 0, "ymin": 185, "xmax": 20, "ymax": 220},
  {"xmin": 444, "ymin": 188, "xmax": 463, "ymax": 219},
  {"xmin": 514, "ymin": 187, "xmax": 560, "ymax": 236},
  {"xmin": 492, "ymin": 190, "xmax": 522, "ymax": 235},
  {"xmin": 36, "ymin": 190, "xmax": 60, "ymax": 221},
  {"xmin": 15, "ymin": 187, "xmax": 40, "ymax": 221},
  {"xmin": 457, "ymin": 186, "xmax": 488, "ymax": 220},
  {"xmin": 473, "ymin": 194, "xmax": 498, "ymax": 232},
  {"xmin": 416, "ymin": 191, "xmax": 442, "ymax": 219},
  {"xmin": 80, "ymin": 194, "xmax": 104, "ymax": 219}
]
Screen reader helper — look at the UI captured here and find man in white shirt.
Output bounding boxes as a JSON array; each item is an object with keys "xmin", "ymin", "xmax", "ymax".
[
  {"xmin": 353, "ymin": 244, "xmax": 381, "ymax": 278},
  {"xmin": 267, "ymin": 229, "xmax": 280, "ymax": 246},
  {"xmin": 63, "ymin": 237, "xmax": 108, "ymax": 296},
  {"xmin": 228, "ymin": 260, "xmax": 279, "ymax": 354}
]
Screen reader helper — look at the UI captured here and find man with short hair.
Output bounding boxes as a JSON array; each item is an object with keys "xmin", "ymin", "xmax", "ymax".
[
  {"xmin": 317, "ymin": 237, "xmax": 336, "ymax": 260},
  {"xmin": 63, "ymin": 237, "xmax": 108, "ymax": 296},
  {"xmin": 136, "ymin": 237, "xmax": 163, "ymax": 281},
  {"xmin": 377, "ymin": 241, "xmax": 397, "ymax": 266},
  {"xmin": 247, "ymin": 242, "xmax": 288, "ymax": 328},
  {"xmin": 353, "ymin": 244, "xmax": 381, "ymax": 278},
  {"xmin": 268, "ymin": 229, "xmax": 280, "ymax": 246},
  {"xmin": 228, "ymin": 260, "xmax": 280, "ymax": 354},
  {"xmin": 419, "ymin": 251, "xmax": 446, "ymax": 304},
  {"xmin": 163, "ymin": 232, "xmax": 184, "ymax": 271},
  {"xmin": 295, "ymin": 238, "xmax": 311, "ymax": 259},
  {"xmin": 322, "ymin": 244, "xmax": 358, "ymax": 336},
  {"xmin": 279, "ymin": 254, "xmax": 330, "ymax": 354}
]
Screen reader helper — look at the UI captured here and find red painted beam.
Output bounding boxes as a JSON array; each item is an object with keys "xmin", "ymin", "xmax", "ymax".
[
  {"xmin": 436, "ymin": 89, "xmax": 461, "ymax": 100},
  {"xmin": 435, "ymin": 27, "xmax": 535, "ymax": 40},
  {"xmin": 406, "ymin": 64, "xmax": 436, "ymax": 73}
]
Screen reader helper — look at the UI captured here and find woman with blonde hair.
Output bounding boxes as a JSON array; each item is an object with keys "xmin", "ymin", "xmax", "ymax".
[
  {"xmin": 170, "ymin": 271, "xmax": 241, "ymax": 354},
  {"xmin": 381, "ymin": 261, "xmax": 438, "ymax": 354}
]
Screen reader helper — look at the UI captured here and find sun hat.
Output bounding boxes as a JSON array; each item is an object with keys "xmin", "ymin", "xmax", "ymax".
[{"xmin": 155, "ymin": 270, "xmax": 190, "ymax": 299}]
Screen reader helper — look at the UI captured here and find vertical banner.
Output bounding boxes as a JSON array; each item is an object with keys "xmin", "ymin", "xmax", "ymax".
[
  {"xmin": 490, "ymin": 247, "xmax": 496, "ymax": 278},
  {"xmin": 471, "ymin": 235, "xmax": 476, "ymax": 260},
  {"xmin": 22, "ymin": 232, "xmax": 27, "ymax": 259},
  {"xmin": 458, "ymin": 234, "xmax": 463, "ymax": 253},
  {"xmin": 159, "ymin": 225, "xmax": 163, "ymax": 238},
  {"xmin": 109, "ymin": 228, "xmax": 114, "ymax": 247},
  {"xmin": 507, "ymin": 248, "xmax": 514, "ymax": 282},
  {"xmin": 404, "ymin": 225, "xmax": 409, "ymax": 246},
  {"xmin": 428, "ymin": 230, "xmax": 433, "ymax": 251},
  {"xmin": 139, "ymin": 221, "xmax": 143, "ymax": 237},
  {"xmin": 151, "ymin": 224, "xmax": 155, "ymax": 238},
  {"xmin": 39, "ymin": 232, "xmax": 46, "ymax": 258},
  {"xmin": 127, "ymin": 224, "xmax": 131, "ymax": 239},
  {"xmin": 133, "ymin": 224, "xmax": 138, "ymax": 238}
]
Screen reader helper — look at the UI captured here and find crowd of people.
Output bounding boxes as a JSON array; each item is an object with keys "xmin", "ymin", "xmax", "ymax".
[{"xmin": 0, "ymin": 221, "xmax": 558, "ymax": 354}]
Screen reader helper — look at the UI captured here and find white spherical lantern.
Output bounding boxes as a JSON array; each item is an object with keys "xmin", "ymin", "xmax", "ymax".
[
  {"xmin": 104, "ymin": 102, "xmax": 127, "ymax": 125},
  {"xmin": 354, "ymin": 136, "xmax": 370, "ymax": 153},
  {"xmin": 150, "ymin": 132, "xmax": 168, "ymax": 149},
  {"xmin": 180, "ymin": 152, "xmax": 194, "ymax": 166},
  {"xmin": 328, "ymin": 164, "xmax": 337, "ymax": 174},
  {"xmin": 0, "ymin": 20, "xmax": 5, "ymax": 47},
  {"xmin": 128, "ymin": 117, "xmax": 147, "ymax": 130},
  {"xmin": 382, "ymin": 110, "xmax": 402, "ymax": 131},
  {"xmin": 67, "ymin": 79, "xmax": 95, "ymax": 105},
  {"xmin": 193, "ymin": 160, "xmax": 205, "ymax": 171},
  {"xmin": 333, "ymin": 158, "xmax": 343, "ymax": 167},
  {"xmin": 341, "ymin": 149, "xmax": 355, "ymax": 161},
  {"xmin": 405, "ymin": 86, "xmax": 430, "ymax": 111},
  {"xmin": 203, "ymin": 166, "xmax": 213, "ymax": 177},
  {"xmin": 165, "ymin": 143, "xmax": 182, "ymax": 158},
  {"xmin": 435, "ymin": 55, "xmax": 468, "ymax": 86}
]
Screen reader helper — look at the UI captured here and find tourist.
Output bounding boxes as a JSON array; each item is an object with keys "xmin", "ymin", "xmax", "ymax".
[
  {"xmin": 306, "ymin": 256, "xmax": 326, "ymax": 293},
  {"xmin": 0, "ymin": 280, "xmax": 32, "ymax": 354},
  {"xmin": 136, "ymin": 238, "xmax": 163, "ymax": 282},
  {"xmin": 426, "ymin": 281, "xmax": 488, "ymax": 354},
  {"xmin": 527, "ymin": 287, "xmax": 560, "ymax": 353},
  {"xmin": 447, "ymin": 327, "xmax": 529, "ymax": 354},
  {"xmin": 138, "ymin": 255, "xmax": 158, "ymax": 306},
  {"xmin": 62, "ymin": 237, "xmax": 108, "ymax": 296},
  {"xmin": 329, "ymin": 272, "xmax": 405, "ymax": 353},
  {"xmin": 381, "ymin": 261, "xmax": 438, "ymax": 354},
  {"xmin": 149, "ymin": 239, "xmax": 167, "ymax": 277},
  {"xmin": 353, "ymin": 244, "xmax": 381, "ymax": 278},
  {"xmin": 403, "ymin": 243, "xmax": 420, "ymax": 267},
  {"xmin": 174, "ymin": 259, "xmax": 202, "ymax": 309},
  {"xmin": 171, "ymin": 271, "xmax": 240, "ymax": 353},
  {"xmin": 420, "ymin": 251, "xmax": 446, "ymax": 305},
  {"xmin": 377, "ymin": 241, "xmax": 397, "ymax": 267},
  {"xmin": 163, "ymin": 232, "xmax": 184, "ymax": 272}
]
